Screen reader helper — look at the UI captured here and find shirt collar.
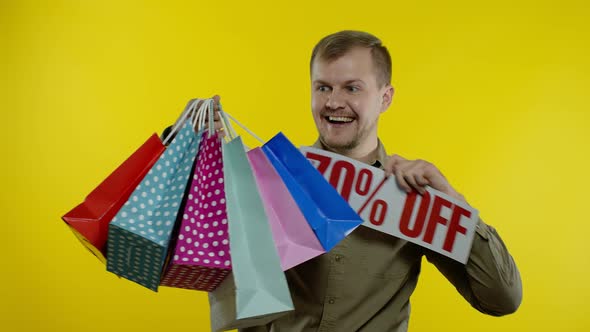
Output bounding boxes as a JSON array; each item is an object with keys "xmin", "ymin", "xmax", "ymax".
[{"xmin": 311, "ymin": 138, "xmax": 388, "ymax": 169}]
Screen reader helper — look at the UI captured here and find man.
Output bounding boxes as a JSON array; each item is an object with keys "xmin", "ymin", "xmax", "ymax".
[{"xmin": 201, "ymin": 30, "xmax": 522, "ymax": 331}]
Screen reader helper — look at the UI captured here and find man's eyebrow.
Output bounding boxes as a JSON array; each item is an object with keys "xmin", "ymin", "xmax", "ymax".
[
  {"xmin": 312, "ymin": 79, "xmax": 330, "ymax": 85},
  {"xmin": 344, "ymin": 79, "xmax": 365, "ymax": 85},
  {"xmin": 312, "ymin": 79, "xmax": 366, "ymax": 85}
]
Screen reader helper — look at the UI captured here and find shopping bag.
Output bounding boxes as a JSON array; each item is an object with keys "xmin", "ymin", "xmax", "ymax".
[
  {"xmin": 224, "ymin": 136, "xmax": 293, "ymax": 319},
  {"xmin": 161, "ymin": 100, "xmax": 231, "ymax": 291},
  {"xmin": 247, "ymin": 147, "xmax": 325, "ymax": 271},
  {"xmin": 62, "ymin": 135, "xmax": 165, "ymax": 263},
  {"xmin": 262, "ymin": 132, "xmax": 363, "ymax": 251},
  {"xmin": 106, "ymin": 101, "xmax": 201, "ymax": 291},
  {"xmin": 208, "ymin": 110, "xmax": 292, "ymax": 329},
  {"xmin": 209, "ymin": 271, "xmax": 290, "ymax": 332}
]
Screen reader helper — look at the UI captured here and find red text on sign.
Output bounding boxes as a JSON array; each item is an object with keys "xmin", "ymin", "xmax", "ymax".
[
  {"xmin": 306, "ymin": 151, "xmax": 390, "ymax": 227},
  {"xmin": 399, "ymin": 192, "xmax": 470, "ymax": 253}
]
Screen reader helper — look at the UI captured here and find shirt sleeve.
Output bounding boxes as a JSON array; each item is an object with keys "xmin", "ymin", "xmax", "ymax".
[{"xmin": 424, "ymin": 218, "xmax": 523, "ymax": 316}]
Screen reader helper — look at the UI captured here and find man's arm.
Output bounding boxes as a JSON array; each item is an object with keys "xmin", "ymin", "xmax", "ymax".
[
  {"xmin": 383, "ymin": 154, "xmax": 522, "ymax": 315},
  {"xmin": 424, "ymin": 218, "xmax": 522, "ymax": 315}
]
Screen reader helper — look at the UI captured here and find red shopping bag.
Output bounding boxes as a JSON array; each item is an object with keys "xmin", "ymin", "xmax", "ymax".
[{"xmin": 62, "ymin": 134, "xmax": 165, "ymax": 263}]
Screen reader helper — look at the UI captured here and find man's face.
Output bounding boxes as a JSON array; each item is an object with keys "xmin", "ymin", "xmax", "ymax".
[{"xmin": 311, "ymin": 47, "xmax": 393, "ymax": 152}]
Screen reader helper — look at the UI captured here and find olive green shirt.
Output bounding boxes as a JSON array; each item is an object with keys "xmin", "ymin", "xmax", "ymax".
[{"xmin": 209, "ymin": 140, "xmax": 522, "ymax": 332}]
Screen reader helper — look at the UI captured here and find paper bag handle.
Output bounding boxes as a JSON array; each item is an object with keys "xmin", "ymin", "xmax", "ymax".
[
  {"xmin": 218, "ymin": 104, "xmax": 265, "ymax": 145},
  {"xmin": 162, "ymin": 98, "xmax": 201, "ymax": 145}
]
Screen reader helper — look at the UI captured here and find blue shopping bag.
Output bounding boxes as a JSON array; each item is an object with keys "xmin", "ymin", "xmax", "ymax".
[
  {"xmin": 106, "ymin": 119, "xmax": 201, "ymax": 291},
  {"xmin": 262, "ymin": 132, "xmax": 363, "ymax": 251}
]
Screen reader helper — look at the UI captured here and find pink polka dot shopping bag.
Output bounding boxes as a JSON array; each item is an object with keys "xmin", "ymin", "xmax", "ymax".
[{"xmin": 161, "ymin": 100, "xmax": 232, "ymax": 291}]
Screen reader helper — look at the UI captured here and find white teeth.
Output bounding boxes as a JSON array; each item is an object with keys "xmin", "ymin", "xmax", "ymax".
[{"xmin": 328, "ymin": 116, "xmax": 354, "ymax": 123}]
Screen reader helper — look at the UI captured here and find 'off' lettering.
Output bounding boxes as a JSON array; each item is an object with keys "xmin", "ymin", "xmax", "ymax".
[{"xmin": 399, "ymin": 191, "xmax": 471, "ymax": 253}]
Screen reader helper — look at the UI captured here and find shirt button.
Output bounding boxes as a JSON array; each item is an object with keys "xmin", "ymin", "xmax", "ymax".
[
  {"xmin": 328, "ymin": 298, "xmax": 335, "ymax": 304},
  {"xmin": 334, "ymin": 255, "xmax": 342, "ymax": 262}
]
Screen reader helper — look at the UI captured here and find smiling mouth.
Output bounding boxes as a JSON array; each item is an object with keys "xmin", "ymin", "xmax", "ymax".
[{"xmin": 325, "ymin": 116, "xmax": 355, "ymax": 124}]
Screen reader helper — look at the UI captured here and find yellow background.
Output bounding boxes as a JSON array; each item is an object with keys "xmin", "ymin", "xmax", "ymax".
[{"xmin": 1, "ymin": 0, "xmax": 588, "ymax": 331}]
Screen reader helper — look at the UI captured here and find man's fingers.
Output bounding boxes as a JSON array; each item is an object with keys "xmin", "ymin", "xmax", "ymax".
[
  {"xmin": 394, "ymin": 169, "xmax": 412, "ymax": 193},
  {"xmin": 403, "ymin": 173, "xmax": 420, "ymax": 193},
  {"xmin": 415, "ymin": 174, "xmax": 429, "ymax": 186},
  {"xmin": 212, "ymin": 95, "xmax": 222, "ymax": 122},
  {"xmin": 212, "ymin": 95, "xmax": 221, "ymax": 110},
  {"xmin": 202, "ymin": 95, "xmax": 222, "ymax": 122},
  {"xmin": 387, "ymin": 154, "xmax": 431, "ymax": 194},
  {"xmin": 385, "ymin": 154, "xmax": 406, "ymax": 175},
  {"xmin": 412, "ymin": 174, "xmax": 426, "ymax": 195}
]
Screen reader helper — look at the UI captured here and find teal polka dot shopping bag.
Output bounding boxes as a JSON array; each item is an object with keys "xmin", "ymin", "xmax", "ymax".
[{"xmin": 106, "ymin": 99, "xmax": 205, "ymax": 291}]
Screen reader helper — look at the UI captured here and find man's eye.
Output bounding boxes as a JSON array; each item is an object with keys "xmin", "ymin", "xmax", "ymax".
[
  {"xmin": 347, "ymin": 86, "xmax": 360, "ymax": 92},
  {"xmin": 318, "ymin": 86, "xmax": 331, "ymax": 92}
]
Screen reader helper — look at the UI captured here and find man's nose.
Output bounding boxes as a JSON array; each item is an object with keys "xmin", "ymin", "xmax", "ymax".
[{"xmin": 326, "ymin": 89, "xmax": 346, "ymax": 110}]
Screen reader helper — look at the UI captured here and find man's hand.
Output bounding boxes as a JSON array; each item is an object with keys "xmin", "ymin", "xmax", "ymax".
[
  {"xmin": 196, "ymin": 95, "xmax": 225, "ymax": 136},
  {"xmin": 384, "ymin": 154, "xmax": 466, "ymax": 202}
]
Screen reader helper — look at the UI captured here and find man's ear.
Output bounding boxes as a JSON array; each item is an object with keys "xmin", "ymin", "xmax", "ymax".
[{"xmin": 381, "ymin": 84, "xmax": 394, "ymax": 113}]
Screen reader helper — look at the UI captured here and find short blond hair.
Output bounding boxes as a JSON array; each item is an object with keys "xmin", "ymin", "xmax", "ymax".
[{"xmin": 310, "ymin": 30, "xmax": 392, "ymax": 87}]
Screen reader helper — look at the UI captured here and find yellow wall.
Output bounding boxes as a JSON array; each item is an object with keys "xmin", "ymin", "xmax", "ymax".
[{"xmin": 1, "ymin": 0, "xmax": 588, "ymax": 331}]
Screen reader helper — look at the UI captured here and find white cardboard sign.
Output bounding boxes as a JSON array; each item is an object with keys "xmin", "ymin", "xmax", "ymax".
[{"xmin": 300, "ymin": 147, "xmax": 478, "ymax": 264}]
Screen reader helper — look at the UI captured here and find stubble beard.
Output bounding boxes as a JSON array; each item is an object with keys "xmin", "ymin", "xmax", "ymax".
[
  {"xmin": 319, "ymin": 128, "xmax": 365, "ymax": 153},
  {"xmin": 319, "ymin": 117, "xmax": 380, "ymax": 155}
]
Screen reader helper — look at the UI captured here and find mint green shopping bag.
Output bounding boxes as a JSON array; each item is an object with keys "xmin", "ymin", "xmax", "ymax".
[{"xmin": 209, "ymin": 111, "xmax": 293, "ymax": 331}]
